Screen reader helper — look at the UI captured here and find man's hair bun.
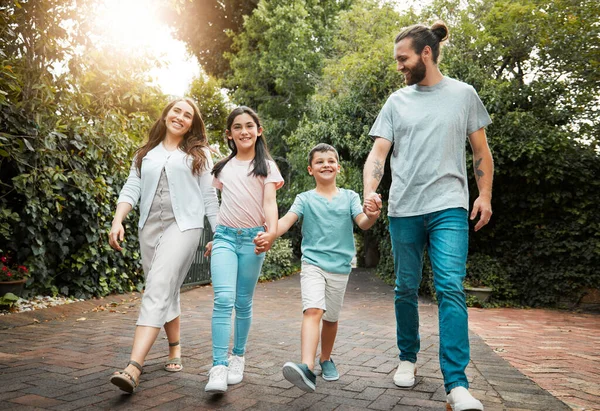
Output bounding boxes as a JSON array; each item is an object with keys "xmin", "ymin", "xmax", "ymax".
[{"xmin": 431, "ymin": 21, "xmax": 449, "ymax": 42}]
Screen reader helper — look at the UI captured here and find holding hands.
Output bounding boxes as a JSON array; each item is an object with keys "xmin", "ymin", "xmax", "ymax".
[
  {"xmin": 253, "ymin": 231, "xmax": 276, "ymax": 255},
  {"xmin": 363, "ymin": 192, "xmax": 383, "ymax": 220}
]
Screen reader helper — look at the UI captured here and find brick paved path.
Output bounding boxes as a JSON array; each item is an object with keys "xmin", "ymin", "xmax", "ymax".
[
  {"xmin": 469, "ymin": 308, "xmax": 600, "ymax": 411},
  {"xmin": 0, "ymin": 269, "xmax": 570, "ymax": 410}
]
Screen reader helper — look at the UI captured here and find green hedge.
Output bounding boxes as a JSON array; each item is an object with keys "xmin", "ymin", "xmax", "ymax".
[
  {"xmin": 0, "ymin": 107, "xmax": 151, "ymax": 298},
  {"xmin": 260, "ymin": 238, "xmax": 299, "ymax": 281}
]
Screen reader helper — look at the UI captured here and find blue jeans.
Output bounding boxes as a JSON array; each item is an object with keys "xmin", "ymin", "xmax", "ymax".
[
  {"xmin": 210, "ymin": 225, "xmax": 266, "ymax": 366},
  {"xmin": 389, "ymin": 208, "xmax": 469, "ymax": 393}
]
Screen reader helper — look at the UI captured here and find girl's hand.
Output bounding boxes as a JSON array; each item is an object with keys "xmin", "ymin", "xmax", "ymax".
[
  {"xmin": 204, "ymin": 241, "xmax": 213, "ymax": 257},
  {"xmin": 253, "ymin": 232, "xmax": 275, "ymax": 254},
  {"xmin": 108, "ymin": 221, "xmax": 125, "ymax": 251}
]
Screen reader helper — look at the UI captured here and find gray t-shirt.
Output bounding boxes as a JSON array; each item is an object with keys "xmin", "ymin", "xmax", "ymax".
[{"xmin": 369, "ymin": 76, "xmax": 492, "ymax": 217}]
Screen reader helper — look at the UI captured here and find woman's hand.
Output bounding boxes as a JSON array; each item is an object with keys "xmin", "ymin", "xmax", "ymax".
[
  {"xmin": 108, "ymin": 221, "xmax": 125, "ymax": 251},
  {"xmin": 204, "ymin": 241, "xmax": 213, "ymax": 257}
]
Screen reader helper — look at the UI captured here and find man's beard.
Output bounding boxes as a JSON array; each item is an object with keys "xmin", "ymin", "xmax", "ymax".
[{"xmin": 404, "ymin": 57, "xmax": 426, "ymax": 85}]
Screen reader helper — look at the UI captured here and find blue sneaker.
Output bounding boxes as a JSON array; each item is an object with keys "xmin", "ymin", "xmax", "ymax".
[
  {"xmin": 282, "ymin": 362, "xmax": 316, "ymax": 392},
  {"xmin": 319, "ymin": 358, "xmax": 339, "ymax": 381}
]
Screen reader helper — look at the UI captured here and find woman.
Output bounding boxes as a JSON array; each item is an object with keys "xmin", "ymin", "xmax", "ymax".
[{"xmin": 108, "ymin": 98, "xmax": 218, "ymax": 393}]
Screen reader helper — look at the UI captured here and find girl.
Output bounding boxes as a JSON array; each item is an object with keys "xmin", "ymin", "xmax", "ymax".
[
  {"xmin": 204, "ymin": 106, "xmax": 284, "ymax": 393},
  {"xmin": 108, "ymin": 98, "xmax": 218, "ymax": 393}
]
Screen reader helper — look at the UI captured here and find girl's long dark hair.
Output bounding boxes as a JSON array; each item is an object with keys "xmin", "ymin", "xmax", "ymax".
[
  {"xmin": 135, "ymin": 98, "xmax": 209, "ymax": 176},
  {"xmin": 212, "ymin": 106, "xmax": 274, "ymax": 179}
]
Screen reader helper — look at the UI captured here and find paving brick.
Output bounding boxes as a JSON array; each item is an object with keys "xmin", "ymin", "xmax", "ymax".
[
  {"xmin": 48, "ymin": 395, "xmax": 105, "ymax": 411},
  {"xmin": 397, "ymin": 396, "xmax": 446, "ymax": 408},
  {"xmin": 7, "ymin": 394, "xmax": 65, "ymax": 408},
  {"xmin": 320, "ymin": 393, "xmax": 371, "ymax": 408},
  {"xmin": 0, "ymin": 269, "xmax": 578, "ymax": 410},
  {"xmin": 470, "ymin": 307, "xmax": 599, "ymax": 411},
  {"xmin": 367, "ymin": 393, "xmax": 402, "ymax": 410},
  {"xmin": 355, "ymin": 386, "xmax": 386, "ymax": 401}
]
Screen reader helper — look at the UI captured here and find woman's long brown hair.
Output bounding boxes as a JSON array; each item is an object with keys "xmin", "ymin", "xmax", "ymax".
[{"xmin": 134, "ymin": 98, "xmax": 209, "ymax": 175}]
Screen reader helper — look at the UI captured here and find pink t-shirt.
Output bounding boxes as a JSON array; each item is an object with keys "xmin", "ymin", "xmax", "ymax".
[{"xmin": 213, "ymin": 157, "xmax": 284, "ymax": 228}]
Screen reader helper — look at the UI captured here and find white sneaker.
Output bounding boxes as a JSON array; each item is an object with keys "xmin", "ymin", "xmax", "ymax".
[
  {"xmin": 393, "ymin": 360, "xmax": 416, "ymax": 387},
  {"xmin": 205, "ymin": 365, "xmax": 228, "ymax": 393},
  {"xmin": 227, "ymin": 355, "xmax": 245, "ymax": 385},
  {"xmin": 446, "ymin": 386, "xmax": 484, "ymax": 411}
]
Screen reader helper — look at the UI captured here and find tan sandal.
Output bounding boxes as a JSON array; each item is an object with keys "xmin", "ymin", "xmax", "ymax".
[
  {"xmin": 110, "ymin": 360, "xmax": 143, "ymax": 393},
  {"xmin": 164, "ymin": 340, "xmax": 183, "ymax": 372}
]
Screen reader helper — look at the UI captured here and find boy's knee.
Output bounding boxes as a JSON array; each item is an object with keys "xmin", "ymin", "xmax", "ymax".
[{"xmin": 304, "ymin": 308, "xmax": 324, "ymax": 318}]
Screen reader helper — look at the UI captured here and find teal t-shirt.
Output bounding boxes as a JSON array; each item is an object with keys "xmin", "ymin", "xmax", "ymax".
[{"xmin": 289, "ymin": 188, "xmax": 364, "ymax": 274}]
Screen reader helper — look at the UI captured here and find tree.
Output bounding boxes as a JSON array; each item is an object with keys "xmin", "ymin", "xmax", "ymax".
[
  {"xmin": 225, "ymin": 0, "xmax": 354, "ymax": 158},
  {"xmin": 286, "ymin": 0, "xmax": 600, "ymax": 306},
  {"xmin": 1, "ymin": 0, "xmax": 168, "ymax": 297},
  {"xmin": 187, "ymin": 75, "xmax": 229, "ymax": 148},
  {"xmin": 162, "ymin": 0, "xmax": 260, "ymax": 78},
  {"xmin": 285, "ymin": 0, "xmax": 412, "ymax": 264}
]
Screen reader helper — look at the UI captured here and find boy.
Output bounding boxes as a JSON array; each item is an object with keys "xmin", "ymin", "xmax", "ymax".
[{"xmin": 254, "ymin": 143, "xmax": 380, "ymax": 392}]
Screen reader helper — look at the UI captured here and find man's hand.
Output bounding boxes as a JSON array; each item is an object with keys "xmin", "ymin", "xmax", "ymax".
[
  {"xmin": 364, "ymin": 192, "xmax": 382, "ymax": 214},
  {"xmin": 470, "ymin": 196, "xmax": 492, "ymax": 232}
]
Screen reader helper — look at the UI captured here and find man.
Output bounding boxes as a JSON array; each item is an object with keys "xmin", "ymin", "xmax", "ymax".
[{"xmin": 363, "ymin": 22, "xmax": 493, "ymax": 411}]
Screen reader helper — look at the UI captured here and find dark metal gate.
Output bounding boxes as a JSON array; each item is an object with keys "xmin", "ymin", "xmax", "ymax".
[{"xmin": 183, "ymin": 217, "xmax": 213, "ymax": 286}]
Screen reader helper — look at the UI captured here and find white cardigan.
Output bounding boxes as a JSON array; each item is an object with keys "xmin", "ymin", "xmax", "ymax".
[{"xmin": 117, "ymin": 143, "xmax": 219, "ymax": 232}]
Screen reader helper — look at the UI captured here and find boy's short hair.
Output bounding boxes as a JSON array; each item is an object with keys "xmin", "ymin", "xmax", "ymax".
[{"xmin": 308, "ymin": 143, "xmax": 339, "ymax": 166}]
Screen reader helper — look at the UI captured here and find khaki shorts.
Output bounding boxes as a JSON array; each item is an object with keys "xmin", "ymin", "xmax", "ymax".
[{"xmin": 300, "ymin": 263, "xmax": 350, "ymax": 322}]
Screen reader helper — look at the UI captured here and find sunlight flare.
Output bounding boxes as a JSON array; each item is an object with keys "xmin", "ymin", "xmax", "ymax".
[{"xmin": 92, "ymin": 0, "xmax": 199, "ymax": 96}]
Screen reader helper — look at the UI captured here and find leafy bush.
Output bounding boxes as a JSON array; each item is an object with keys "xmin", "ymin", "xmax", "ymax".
[
  {"xmin": 260, "ymin": 238, "xmax": 298, "ymax": 281},
  {"xmin": 0, "ymin": 253, "xmax": 29, "ymax": 281},
  {"xmin": 0, "ymin": 110, "xmax": 151, "ymax": 298},
  {"xmin": 0, "ymin": 293, "xmax": 19, "ymax": 309},
  {"xmin": 0, "ymin": 0, "xmax": 166, "ymax": 298},
  {"xmin": 465, "ymin": 254, "xmax": 518, "ymax": 306}
]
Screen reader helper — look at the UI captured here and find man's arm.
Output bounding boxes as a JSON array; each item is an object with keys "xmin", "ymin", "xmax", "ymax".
[
  {"xmin": 363, "ymin": 137, "xmax": 393, "ymax": 209},
  {"xmin": 468, "ymin": 127, "xmax": 494, "ymax": 231}
]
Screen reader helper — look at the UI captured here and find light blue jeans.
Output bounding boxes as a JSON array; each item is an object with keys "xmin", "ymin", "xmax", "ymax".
[
  {"xmin": 389, "ymin": 207, "xmax": 469, "ymax": 393},
  {"xmin": 210, "ymin": 225, "xmax": 266, "ymax": 366}
]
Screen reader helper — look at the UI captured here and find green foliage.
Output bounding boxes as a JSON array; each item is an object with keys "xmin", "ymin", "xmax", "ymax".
[
  {"xmin": 163, "ymin": 0, "xmax": 260, "ymax": 78},
  {"xmin": 260, "ymin": 238, "xmax": 297, "ymax": 281},
  {"xmin": 187, "ymin": 75, "xmax": 229, "ymax": 148},
  {"xmin": 465, "ymin": 254, "xmax": 517, "ymax": 305},
  {"xmin": 69, "ymin": 48, "xmax": 166, "ymax": 120},
  {"xmin": 434, "ymin": 0, "xmax": 600, "ymax": 306},
  {"xmin": 0, "ymin": 0, "xmax": 167, "ymax": 298},
  {"xmin": 226, "ymin": 0, "xmax": 354, "ymax": 157},
  {"xmin": 287, "ymin": 1, "xmax": 411, "ymax": 269},
  {"xmin": 284, "ymin": 0, "xmax": 600, "ymax": 307},
  {"xmin": 0, "ymin": 293, "xmax": 19, "ymax": 309}
]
